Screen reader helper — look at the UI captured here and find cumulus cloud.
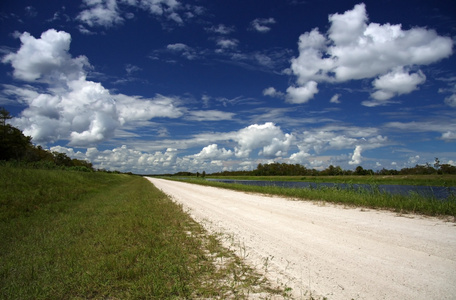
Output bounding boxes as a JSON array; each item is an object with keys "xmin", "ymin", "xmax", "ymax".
[
  {"xmin": 62, "ymin": 145, "xmax": 180, "ymax": 173},
  {"xmin": 50, "ymin": 121, "xmax": 393, "ymax": 174},
  {"xmin": 349, "ymin": 145, "xmax": 363, "ymax": 165},
  {"xmin": 286, "ymin": 82, "xmax": 319, "ymax": 104},
  {"xmin": 363, "ymin": 67, "xmax": 427, "ymax": 106},
  {"xmin": 250, "ymin": 18, "xmax": 276, "ymax": 33},
  {"xmin": 2, "ymin": 29, "xmax": 89, "ymax": 82},
  {"xmin": 2, "ymin": 29, "xmax": 183, "ymax": 146},
  {"xmin": 372, "ymin": 68, "xmax": 426, "ymax": 98},
  {"xmin": 289, "ymin": 145, "xmax": 311, "ymax": 164},
  {"xmin": 263, "ymin": 87, "xmax": 284, "ymax": 98},
  {"xmin": 289, "ymin": 126, "xmax": 387, "ymax": 167},
  {"xmin": 52, "ymin": 144, "xmax": 232, "ymax": 174},
  {"xmin": 233, "ymin": 122, "xmax": 293, "ymax": 158},
  {"xmin": 286, "ymin": 3, "xmax": 453, "ymax": 105},
  {"xmin": 194, "ymin": 144, "xmax": 233, "ymax": 160}
]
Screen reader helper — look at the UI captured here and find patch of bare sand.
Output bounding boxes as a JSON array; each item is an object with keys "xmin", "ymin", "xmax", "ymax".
[{"xmin": 147, "ymin": 178, "xmax": 456, "ymax": 299}]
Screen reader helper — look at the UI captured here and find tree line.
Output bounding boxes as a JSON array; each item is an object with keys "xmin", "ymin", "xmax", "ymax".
[
  {"xmin": 205, "ymin": 160, "xmax": 456, "ymax": 177},
  {"xmin": 1, "ymin": 108, "xmax": 94, "ymax": 171},
  {"xmin": 3, "ymin": 107, "xmax": 454, "ymax": 176}
]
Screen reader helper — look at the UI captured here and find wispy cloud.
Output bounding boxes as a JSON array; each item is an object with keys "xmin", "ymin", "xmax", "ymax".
[{"xmin": 250, "ymin": 17, "xmax": 276, "ymax": 33}]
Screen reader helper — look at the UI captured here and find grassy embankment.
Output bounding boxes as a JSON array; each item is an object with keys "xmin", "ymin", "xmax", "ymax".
[
  {"xmin": 0, "ymin": 167, "xmax": 285, "ymax": 299},
  {"xmin": 172, "ymin": 176, "xmax": 456, "ymax": 218}
]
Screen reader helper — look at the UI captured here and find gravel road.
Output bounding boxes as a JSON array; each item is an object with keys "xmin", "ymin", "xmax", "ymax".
[{"xmin": 146, "ymin": 178, "xmax": 456, "ymax": 299}]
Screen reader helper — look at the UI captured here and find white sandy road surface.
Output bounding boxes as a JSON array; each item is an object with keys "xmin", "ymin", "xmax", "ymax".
[{"xmin": 146, "ymin": 178, "xmax": 456, "ymax": 299}]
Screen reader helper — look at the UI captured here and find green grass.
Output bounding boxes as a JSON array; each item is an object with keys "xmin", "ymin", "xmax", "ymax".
[
  {"xmin": 1, "ymin": 167, "xmax": 284, "ymax": 299},
  {"xmin": 171, "ymin": 178, "xmax": 456, "ymax": 218},
  {"xmin": 206, "ymin": 175, "xmax": 456, "ymax": 187}
]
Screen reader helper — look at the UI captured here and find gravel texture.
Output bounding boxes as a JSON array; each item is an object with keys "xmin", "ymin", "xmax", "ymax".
[{"xmin": 147, "ymin": 178, "xmax": 456, "ymax": 299}]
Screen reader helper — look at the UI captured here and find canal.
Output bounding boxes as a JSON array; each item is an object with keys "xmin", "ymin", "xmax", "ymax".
[{"xmin": 207, "ymin": 179, "xmax": 456, "ymax": 200}]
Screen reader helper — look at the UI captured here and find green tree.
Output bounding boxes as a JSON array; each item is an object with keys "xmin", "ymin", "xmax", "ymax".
[
  {"xmin": 354, "ymin": 165, "xmax": 365, "ymax": 175},
  {"xmin": 0, "ymin": 124, "xmax": 32, "ymax": 161},
  {"xmin": 0, "ymin": 107, "xmax": 12, "ymax": 126}
]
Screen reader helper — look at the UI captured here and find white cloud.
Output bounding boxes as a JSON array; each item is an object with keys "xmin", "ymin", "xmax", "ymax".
[
  {"xmin": 206, "ymin": 24, "xmax": 235, "ymax": 34},
  {"xmin": 77, "ymin": 0, "xmax": 124, "ymax": 28},
  {"xmin": 234, "ymin": 122, "xmax": 293, "ymax": 158},
  {"xmin": 385, "ymin": 121, "xmax": 456, "ymax": 141},
  {"xmin": 349, "ymin": 145, "xmax": 363, "ymax": 165},
  {"xmin": 167, "ymin": 43, "xmax": 188, "ymax": 51},
  {"xmin": 286, "ymin": 81, "xmax": 319, "ymax": 104},
  {"xmin": 216, "ymin": 38, "xmax": 238, "ymax": 49},
  {"xmin": 289, "ymin": 146, "xmax": 311, "ymax": 164},
  {"xmin": 194, "ymin": 144, "xmax": 233, "ymax": 160},
  {"xmin": 408, "ymin": 155, "xmax": 420, "ymax": 165},
  {"xmin": 372, "ymin": 68, "xmax": 426, "ymax": 97},
  {"xmin": 125, "ymin": 63, "xmax": 141, "ymax": 74},
  {"xmin": 115, "ymin": 93, "xmax": 183, "ymax": 123},
  {"xmin": 166, "ymin": 43, "xmax": 198, "ymax": 60},
  {"xmin": 250, "ymin": 18, "xmax": 276, "ymax": 33},
  {"xmin": 330, "ymin": 94, "xmax": 341, "ymax": 103},
  {"xmin": 287, "ymin": 3, "xmax": 453, "ymax": 105},
  {"xmin": 294, "ymin": 126, "xmax": 387, "ymax": 158},
  {"xmin": 67, "ymin": 145, "xmax": 180, "ymax": 173},
  {"xmin": 138, "ymin": 0, "xmax": 180, "ymax": 16},
  {"xmin": 441, "ymin": 131, "xmax": 456, "ymax": 140},
  {"xmin": 187, "ymin": 110, "xmax": 235, "ymax": 121},
  {"xmin": 263, "ymin": 87, "xmax": 284, "ymax": 98},
  {"xmin": 445, "ymin": 93, "xmax": 456, "ymax": 107},
  {"xmin": 369, "ymin": 67, "xmax": 426, "ymax": 104},
  {"xmin": 2, "ymin": 29, "xmax": 183, "ymax": 147},
  {"xmin": 2, "ymin": 29, "xmax": 89, "ymax": 82},
  {"xmin": 77, "ymin": 0, "xmax": 187, "ymax": 29},
  {"xmin": 48, "ymin": 121, "xmax": 393, "ymax": 174}
]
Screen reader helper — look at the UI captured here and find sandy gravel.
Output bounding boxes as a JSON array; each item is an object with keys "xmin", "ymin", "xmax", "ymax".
[{"xmin": 146, "ymin": 178, "xmax": 456, "ymax": 299}]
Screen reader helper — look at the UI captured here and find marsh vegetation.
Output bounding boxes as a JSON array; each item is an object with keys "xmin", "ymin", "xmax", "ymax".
[{"xmin": 171, "ymin": 177, "xmax": 456, "ymax": 217}]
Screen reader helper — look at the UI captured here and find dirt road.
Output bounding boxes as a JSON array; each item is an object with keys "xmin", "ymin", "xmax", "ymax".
[{"xmin": 146, "ymin": 178, "xmax": 456, "ymax": 299}]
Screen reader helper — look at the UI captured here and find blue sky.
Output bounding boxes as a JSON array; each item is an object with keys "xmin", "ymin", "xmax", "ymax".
[{"xmin": 1, "ymin": 0, "xmax": 455, "ymax": 174}]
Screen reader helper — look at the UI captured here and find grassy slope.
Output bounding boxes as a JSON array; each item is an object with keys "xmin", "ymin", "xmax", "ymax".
[{"xmin": 1, "ymin": 168, "xmax": 283, "ymax": 299}]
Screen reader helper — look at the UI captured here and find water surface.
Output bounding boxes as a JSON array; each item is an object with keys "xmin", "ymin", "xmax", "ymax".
[{"xmin": 207, "ymin": 179, "xmax": 456, "ymax": 200}]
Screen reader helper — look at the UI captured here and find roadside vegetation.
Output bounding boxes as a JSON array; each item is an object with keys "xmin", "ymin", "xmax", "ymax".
[
  {"xmin": 0, "ymin": 167, "xmax": 285, "ymax": 299},
  {"xmin": 158, "ymin": 161, "xmax": 456, "ymax": 217},
  {"xmin": 169, "ymin": 178, "xmax": 456, "ymax": 218},
  {"xmin": 160, "ymin": 162, "xmax": 456, "ymax": 187},
  {"xmin": 1, "ymin": 108, "xmax": 286, "ymax": 298},
  {"xmin": 208, "ymin": 174, "xmax": 456, "ymax": 187}
]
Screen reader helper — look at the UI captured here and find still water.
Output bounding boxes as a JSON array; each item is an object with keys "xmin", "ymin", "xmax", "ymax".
[{"xmin": 207, "ymin": 179, "xmax": 456, "ymax": 200}]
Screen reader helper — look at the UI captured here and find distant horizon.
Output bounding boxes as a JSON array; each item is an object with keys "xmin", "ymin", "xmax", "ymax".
[{"xmin": 1, "ymin": 0, "xmax": 455, "ymax": 174}]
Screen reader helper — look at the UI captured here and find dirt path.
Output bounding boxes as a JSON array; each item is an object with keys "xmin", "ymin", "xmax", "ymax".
[{"xmin": 146, "ymin": 178, "xmax": 456, "ymax": 299}]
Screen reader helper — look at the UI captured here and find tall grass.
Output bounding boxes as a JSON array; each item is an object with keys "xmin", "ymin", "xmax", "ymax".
[
  {"xmin": 173, "ymin": 178, "xmax": 456, "ymax": 217},
  {"xmin": 1, "ymin": 167, "xmax": 283, "ymax": 299}
]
